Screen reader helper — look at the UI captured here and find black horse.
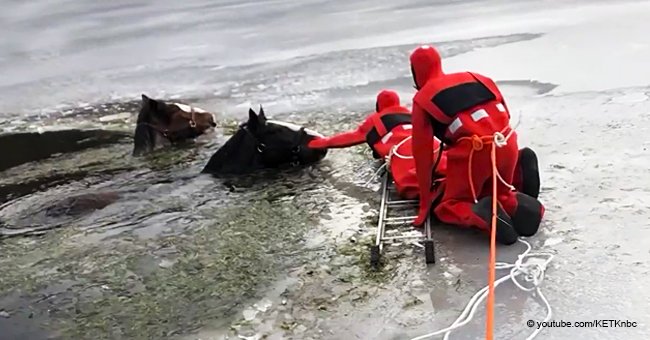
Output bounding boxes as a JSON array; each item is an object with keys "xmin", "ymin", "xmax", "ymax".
[{"xmin": 202, "ymin": 106, "xmax": 327, "ymax": 175}]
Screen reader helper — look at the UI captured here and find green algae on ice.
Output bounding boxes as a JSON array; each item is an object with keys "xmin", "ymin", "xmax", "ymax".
[{"xmin": 0, "ymin": 198, "xmax": 317, "ymax": 339}]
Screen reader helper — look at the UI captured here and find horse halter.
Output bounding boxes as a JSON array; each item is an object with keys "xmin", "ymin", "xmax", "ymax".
[
  {"xmin": 138, "ymin": 106, "xmax": 198, "ymax": 140},
  {"xmin": 187, "ymin": 106, "xmax": 198, "ymax": 128},
  {"xmin": 240, "ymin": 123, "xmax": 306, "ymax": 167}
]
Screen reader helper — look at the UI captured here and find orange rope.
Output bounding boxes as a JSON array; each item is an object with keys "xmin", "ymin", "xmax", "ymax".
[
  {"xmin": 463, "ymin": 135, "xmax": 490, "ymax": 203},
  {"xmin": 457, "ymin": 129, "xmax": 509, "ymax": 340},
  {"xmin": 486, "ymin": 142, "xmax": 498, "ymax": 340}
]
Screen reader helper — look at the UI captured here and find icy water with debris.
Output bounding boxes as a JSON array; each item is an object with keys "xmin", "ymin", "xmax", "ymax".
[{"xmin": 1, "ymin": 0, "xmax": 650, "ymax": 339}]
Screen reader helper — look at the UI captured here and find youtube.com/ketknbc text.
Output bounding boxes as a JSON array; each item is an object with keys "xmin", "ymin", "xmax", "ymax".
[{"xmin": 527, "ymin": 319, "xmax": 638, "ymax": 329}]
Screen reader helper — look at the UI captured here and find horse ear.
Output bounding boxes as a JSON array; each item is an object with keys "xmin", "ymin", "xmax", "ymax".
[
  {"xmin": 141, "ymin": 94, "xmax": 158, "ymax": 110},
  {"xmin": 248, "ymin": 108, "xmax": 259, "ymax": 129},
  {"xmin": 258, "ymin": 105, "xmax": 267, "ymax": 123}
]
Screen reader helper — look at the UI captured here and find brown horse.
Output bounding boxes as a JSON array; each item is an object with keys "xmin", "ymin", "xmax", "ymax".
[{"xmin": 133, "ymin": 94, "xmax": 217, "ymax": 156}]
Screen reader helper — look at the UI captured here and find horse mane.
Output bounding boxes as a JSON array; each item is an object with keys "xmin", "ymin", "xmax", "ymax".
[
  {"xmin": 201, "ymin": 128, "xmax": 261, "ymax": 174},
  {"xmin": 132, "ymin": 107, "xmax": 156, "ymax": 156}
]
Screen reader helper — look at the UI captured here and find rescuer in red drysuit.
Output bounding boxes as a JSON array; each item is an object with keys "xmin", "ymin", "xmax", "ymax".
[
  {"xmin": 308, "ymin": 90, "xmax": 448, "ymax": 199},
  {"xmin": 408, "ymin": 45, "xmax": 544, "ymax": 245}
]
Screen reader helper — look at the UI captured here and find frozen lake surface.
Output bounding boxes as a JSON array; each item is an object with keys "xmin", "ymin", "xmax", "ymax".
[{"xmin": 1, "ymin": 0, "xmax": 649, "ymax": 339}]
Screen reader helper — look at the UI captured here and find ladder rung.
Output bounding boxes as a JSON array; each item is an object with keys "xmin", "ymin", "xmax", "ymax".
[
  {"xmin": 385, "ymin": 216, "xmax": 418, "ymax": 222},
  {"xmin": 387, "ymin": 200, "xmax": 418, "ymax": 207},
  {"xmin": 382, "ymin": 234, "xmax": 425, "ymax": 241},
  {"xmin": 386, "ymin": 220, "xmax": 415, "ymax": 226}
]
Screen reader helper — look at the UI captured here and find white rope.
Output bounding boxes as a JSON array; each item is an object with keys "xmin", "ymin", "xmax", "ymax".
[
  {"xmin": 409, "ymin": 238, "xmax": 554, "ymax": 340},
  {"xmin": 492, "ymin": 131, "xmax": 517, "ymax": 192},
  {"xmin": 391, "ymin": 135, "xmax": 413, "ymax": 159},
  {"xmin": 390, "ymin": 136, "xmax": 445, "ymax": 161},
  {"xmin": 497, "ymin": 110, "xmax": 523, "ymax": 192},
  {"xmin": 363, "ymin": 162, "xmax": 387, "ymax": 187},
  {"xmin": 364, "ymin": 134, "xmax": 423, "ymax": 186},
  {"xmin": 493, "ymin": 132, "xmax": 507, "ymax": 147}
]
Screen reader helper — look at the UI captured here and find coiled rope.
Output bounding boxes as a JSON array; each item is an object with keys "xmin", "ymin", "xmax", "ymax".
[{"xmin": 409, "ymin": 238, "xmax": 554, "ymax": 340}]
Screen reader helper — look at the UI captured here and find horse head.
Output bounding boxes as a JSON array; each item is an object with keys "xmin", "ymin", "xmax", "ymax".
[
  {"xmin": 201, "ymin": 106, "xmax": 327, "ymax": 175},
  {"xmin": 133, "ymin": 94, "xmax": 217, "ymax": 156}
]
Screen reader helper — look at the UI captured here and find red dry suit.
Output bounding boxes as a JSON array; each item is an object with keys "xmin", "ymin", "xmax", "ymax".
[
  {"xmin": 308, "ymin": 90, "xmax": 447, "ymax": 199},
  {"xmin": 409, "ymin": 45, "xmax": 544, "ymax": 245}
]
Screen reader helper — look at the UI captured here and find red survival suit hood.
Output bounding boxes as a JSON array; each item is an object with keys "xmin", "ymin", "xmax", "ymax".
[
  {"xmin": 375, "ymin": 90, "xmax": 401, "ymax": 112},
  {"xmin": 409, "ymin": 45, "xmax": 443, "ymax": 90}
]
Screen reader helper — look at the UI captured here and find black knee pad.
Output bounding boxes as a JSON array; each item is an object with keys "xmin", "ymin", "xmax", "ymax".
[
  {"xmin": 518, "ymin": 147, "xmax": 540, "ymax": 199},
  {"xmin": 511, "ymin": 192, "xmax": 543, "ymax": 237},
  {"xmin": 472, "ymin": 197, "xmax": 518, "ymax": 245}
]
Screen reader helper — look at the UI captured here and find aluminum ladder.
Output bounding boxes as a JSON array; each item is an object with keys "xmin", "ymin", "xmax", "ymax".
[{"xmin": 370, "ymin": 171, "xmax": 435, "ymax": 268}]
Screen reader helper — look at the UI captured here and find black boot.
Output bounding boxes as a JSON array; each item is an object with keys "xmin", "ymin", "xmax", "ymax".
[
  {"xmin": 472, "ymin": 197, "xmax": 518, "ymax": 245},
  {"xmin": 518, "ymin": 147, "xmax": 540, "ymax": 199},
  {"xmin": 511, "ymin": 192, "xmax": 544, "ymax": 237}
]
